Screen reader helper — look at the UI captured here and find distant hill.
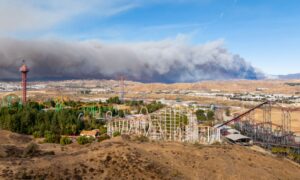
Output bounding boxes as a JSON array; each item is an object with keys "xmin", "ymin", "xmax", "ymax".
[{"xmin": 278, "ymin": 73, "xmax": 300, "ymax": 79}]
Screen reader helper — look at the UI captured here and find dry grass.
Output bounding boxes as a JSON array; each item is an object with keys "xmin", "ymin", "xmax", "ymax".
[{"xmin": 0, "ymin": 130, "xmax": 299, "ymax": 179}]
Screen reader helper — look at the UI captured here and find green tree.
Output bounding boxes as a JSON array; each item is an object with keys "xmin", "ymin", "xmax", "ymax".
[
  {"xmin": 118, "ymin": 110, "xmax": 125, "ymax": 117},
  {"xmin": 196, "ymin": 109, "xmax": 206, "ymax": 121},
  {"xmin": 207, "ymin": 110, "xmax": 215, "ymax": 121}
]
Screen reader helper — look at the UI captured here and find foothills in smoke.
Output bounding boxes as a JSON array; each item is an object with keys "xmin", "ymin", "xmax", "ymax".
[{"xmin": 0, "ymin": 37, "xmax": 264, "ymax": 83}]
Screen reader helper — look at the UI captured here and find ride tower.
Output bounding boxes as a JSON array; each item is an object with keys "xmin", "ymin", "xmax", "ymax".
[{"xmin": 19, "ymin": 60, "xmax": 29, "ymax": 104}]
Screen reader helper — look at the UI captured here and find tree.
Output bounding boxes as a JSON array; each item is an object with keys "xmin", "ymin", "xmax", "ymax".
[
  {"xmin": 106, "ymin": 96, "xmax": 121, "ymax": 104},
  {"xmin": 118, "ymin": 110, "xmax": 125, "ymax": 117},
  {"xmin": 196, "ymin": 109, "xmax": 206, "ymax": 121},
  {"xmin": 225, "ymin": 108, "xmax": 231, "ymax": 116},
  {"xmin": 207, "ymin": 110, "xmax": 215, "ymax": 121}
]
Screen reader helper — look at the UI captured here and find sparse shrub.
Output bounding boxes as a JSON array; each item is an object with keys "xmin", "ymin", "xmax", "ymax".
[
  {"xmin": 113, "ymin": 131, "xmax": 121, "ymax": 137},
  {"xmin": 121, "ymin": 134, "xmax": 131, "ymax": 141},
  {"xmin": 225, "ymin": 108, "xmax": 231, "ymax": 116},
  {"xmin": 271, "ymin": 147, "xmax": 287, "ymax": 155},
  {"xmin": 134, "ymin": 135, "xmax": 149, "ymax": 143},
  {"xmin": 98, "ymin": 134, "xmax": 110, "ymax": 142},
  {"xmin": 77, "ymin": 136, "xmax": 95, "ymax": 145},
  {"xmin": 60, "ymin": 136, "xmax": 72, "ymax": 145},
  {"xmin": 23, "ymin": 143, "xmax": 39, "ymax": 157},
  {"xmin": 98, "ymin": 126, "xmax": 107, "ymax": 135},
  {"xmin": 43, "ymin": 151, "xmax": 55, "ymax": 156},
  {"xmin": 211, "ymin": 141, "xmax": 221, "ymax": 146},
  {"xmin": 44, "ymin": 131, "xmax": 61, "ymax": 144}
]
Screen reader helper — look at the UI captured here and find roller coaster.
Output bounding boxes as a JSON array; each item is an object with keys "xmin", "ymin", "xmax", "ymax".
[
  {"xmin": 0, "ymin": 94, "xmax": 22, "ymax": 109},
  {"xmin": 107, "ymin": 107, "xmax": 221, "ymax": 144},
  {"xmin": 218, "ymin": 101, "xmax": 300, "ymax": 153}
]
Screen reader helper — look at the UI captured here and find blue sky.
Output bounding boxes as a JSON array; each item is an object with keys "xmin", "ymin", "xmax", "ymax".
[{"xmin": 1, "ymin": 0, "xmax": 300, "ymax": 75}]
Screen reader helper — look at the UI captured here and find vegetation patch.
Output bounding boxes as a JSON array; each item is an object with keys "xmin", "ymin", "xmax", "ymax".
[
  {"xmin": 60, "ymin": 136, "xmax": 72, "ymax": 145},
  {"xmin": 44, "ymin": 131, "xmax": 61, "ymax": 144},
  {"xmin": 22, "ymin": 143, "xmax": 40, "ymax": 157},
  {"xmin": 77, "ymin": 136, "xmax": 95, "ymax": 145},
  {"xmin": 98, "ymin": 134, "xmax": 110, "ymax": 142},
  {"xmin": 133, "ymin": 135, "xmax": 149, "ymax": 143},
  {"xmin": 113, "ymin": 131, "xmax": 121, "ymax": 137}
]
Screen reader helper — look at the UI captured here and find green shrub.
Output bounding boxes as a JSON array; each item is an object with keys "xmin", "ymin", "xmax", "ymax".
[
  {"xmin": 98, "ymin": 126, "xmax": 107, "ymax": 135},
  {"xmin": 60, "ymin": 136, "xmax": 72, "ymax": 145},
  {"xmin": 44, "ymin": 131, "xmax": 61, "ymax": 143},
  {"xmin": 33, "ymin": 131, "xmax": 43, "ymax": 138},
  {"xmin": 98, "ymin": 134, "xmax": 110, "ymax": 142},
  {"xmin": 271, "ymin": 147, "xmax": 285, "ymax": 154},
  {"xmin": 113, "ymin": 131, "xmax": 121, "ymax": 137},
  {"xmin": 77, "ymin": 136, "xmax": 94, "ymax": 145}
]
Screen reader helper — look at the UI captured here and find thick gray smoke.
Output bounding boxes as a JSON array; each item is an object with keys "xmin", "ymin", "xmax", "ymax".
[{"xmin": 0, "ymin": 37, "xmax": 264, "ymax": 83}]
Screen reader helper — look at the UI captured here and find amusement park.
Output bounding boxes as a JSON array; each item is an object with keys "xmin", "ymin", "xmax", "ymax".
[{"xmin": 0, "ymin": 61, "xmax": 299, "ymax": 165}]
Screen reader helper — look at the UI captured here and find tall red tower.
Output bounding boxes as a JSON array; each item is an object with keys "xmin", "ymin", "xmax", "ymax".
[{"xmin": 19, "ymin": 60, "xmax": 29, "ymax": 104}]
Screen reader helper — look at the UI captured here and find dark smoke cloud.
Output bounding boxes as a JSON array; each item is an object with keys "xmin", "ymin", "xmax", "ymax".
[{"xmin": 0, "ymin": 37, "xmax": 264, "ymax": 83}]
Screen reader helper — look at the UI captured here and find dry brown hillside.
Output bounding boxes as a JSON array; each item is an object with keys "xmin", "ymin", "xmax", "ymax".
[
  {"xmin": 124, "ymin": 79, "xmax": 300, "ymax": 94},
  {"xmin": 0, "ymin": 130, "xmax": 299, "ymax": 180}
]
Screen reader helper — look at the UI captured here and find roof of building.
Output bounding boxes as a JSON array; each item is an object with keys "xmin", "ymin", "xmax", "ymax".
[
  {"xmin": 227, "ymin": 129, "xmax": 240, "ymax": 134},
  {"xmin": 225, "ymin": 134, "xmax": 250, "ymax": 141},
  {"xmin": 80, "ymin": 129, "xmax": 99, "ymax": 136}
]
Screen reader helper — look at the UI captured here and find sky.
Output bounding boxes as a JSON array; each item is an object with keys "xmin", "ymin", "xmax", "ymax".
[{"xmin": 0, "ymin": 0, "xmax": 300, "ymax": 75}]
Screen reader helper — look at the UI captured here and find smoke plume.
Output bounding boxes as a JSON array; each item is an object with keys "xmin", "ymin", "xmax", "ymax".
[{"xmin": 0, "ymin": 37, "xmax": 264, "ymax": 83}]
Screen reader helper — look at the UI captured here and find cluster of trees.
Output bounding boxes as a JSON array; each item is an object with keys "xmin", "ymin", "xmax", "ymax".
[
  {"xmin": 125, "ymin": 100, "xmax": 144, "ymax": 107},
  {"xmin": 106, "ymin": 97, "xmax": 164, "ymax": 114},
  {"xmin": 144, "ymin": 101, "xmax": 164, "ymax": 113},
  {"xmin": 195, "ymin": 109, "xmax": 215, "ymax": 122},
  {"xmin": 0, "ymin": 103, "xmax": 103, "ymax": 139},
  {"xmin": 106, "ymin": 96, "xmax": 122, "ymax": 104},
  {"xmin": 0, "ymin": 97, "xmax": 165, "ymax": 145}
]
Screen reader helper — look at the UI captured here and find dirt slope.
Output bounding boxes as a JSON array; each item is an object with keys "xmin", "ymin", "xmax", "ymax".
[{"xmin": 0, "ymin": 131, "xmax": 299, "ymax": 180}]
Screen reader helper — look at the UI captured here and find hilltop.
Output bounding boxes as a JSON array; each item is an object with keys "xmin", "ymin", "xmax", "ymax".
[{"xmin": 0, "ymin": 130, "xmax": 299, "ymax": 179}]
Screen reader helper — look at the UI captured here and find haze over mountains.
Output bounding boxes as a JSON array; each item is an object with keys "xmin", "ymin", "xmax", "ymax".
[{"xmin": 276, "ymin": 73, "xmax": 300, "ymax": 80}]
